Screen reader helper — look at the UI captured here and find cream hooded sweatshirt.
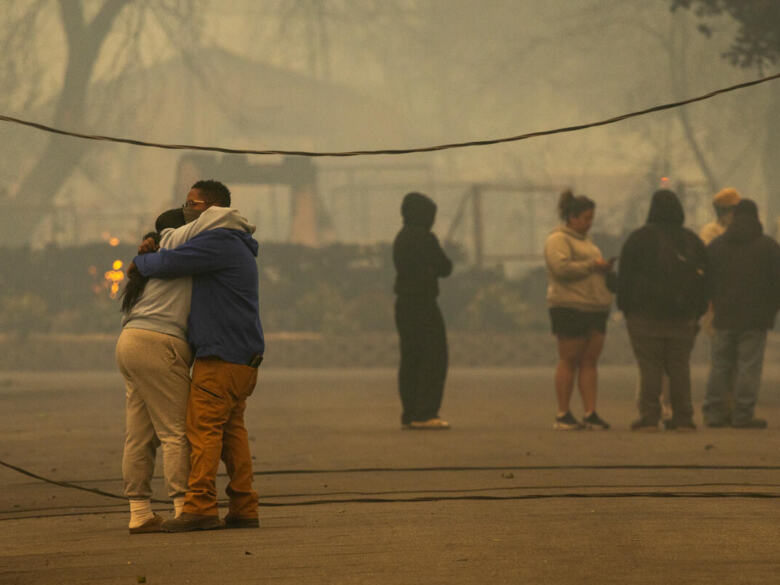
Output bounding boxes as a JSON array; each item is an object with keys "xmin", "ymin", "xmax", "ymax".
[
  {"xmin": 544, "ymin": 226, "xmax": 613, "ymax": 312},
  {"xmin": 122, "ymin": 206, "xmax": 255, "ymax": 340}
]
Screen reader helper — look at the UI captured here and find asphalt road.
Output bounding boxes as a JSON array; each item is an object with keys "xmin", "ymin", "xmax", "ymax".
[{"xmin": 2, "ymin": 364, "xmax": 779, "ymax": 584}]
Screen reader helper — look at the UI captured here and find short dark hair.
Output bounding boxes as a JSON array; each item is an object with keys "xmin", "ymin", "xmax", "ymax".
[
  {"xmin": 191, "ymin": 179, "xmax": 231, "ymax": 207},
  {"xmin": 558, "ymin": 189, "xmax": 595, "ymax": 221},
  {"xmin": 155, "ymin": 208, "xmax": 186, "ymax": 232}
]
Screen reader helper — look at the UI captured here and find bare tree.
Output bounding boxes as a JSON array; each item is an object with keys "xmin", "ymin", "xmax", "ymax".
[
  {"xmin": 671, "ymin": 0, "xmax": 780, "ymax": 232},
  {"xmin": 0, "ymin": 0, "xmax": 201, "ymax": 246}
]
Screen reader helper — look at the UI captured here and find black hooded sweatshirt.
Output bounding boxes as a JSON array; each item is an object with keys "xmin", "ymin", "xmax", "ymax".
[
  {"xmin": 707, "ymin": 200, "xmax": 780, "ymax": 331},
  {"xmin": 393, "ymin": 193, "xmax": 453, "ymax": 297},
  {"xmin": 617, "ymin": 190, "xmax": 708, "ymax": 320}
]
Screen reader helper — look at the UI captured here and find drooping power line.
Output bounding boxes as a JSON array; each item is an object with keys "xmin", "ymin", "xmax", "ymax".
[{"xmin": 0, "ymin": 73, "xmax": 778, "ymax": 158}]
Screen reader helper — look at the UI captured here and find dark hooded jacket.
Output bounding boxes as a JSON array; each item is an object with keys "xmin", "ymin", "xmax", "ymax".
[
  {"xmin": 393, "ymin": 192, "xmax": 452, "ymax": 297},
  {"xmin": 617, "ymin": 190, "xmax": 708, "ymax": 320},
  {"xmin": 707, "ymin": 199, "xmax": 780, "ymax": 331}
]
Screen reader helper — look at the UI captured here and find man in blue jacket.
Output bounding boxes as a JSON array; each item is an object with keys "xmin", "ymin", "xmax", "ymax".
[{"xmin": 131, "ymin": 180, "xmax": 265, "ymax": 532}]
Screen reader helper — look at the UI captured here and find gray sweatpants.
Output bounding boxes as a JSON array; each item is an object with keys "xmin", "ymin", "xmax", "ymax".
[{"xmin": 116, "ymin": 328, "xmax": 193, "ymax": 499}]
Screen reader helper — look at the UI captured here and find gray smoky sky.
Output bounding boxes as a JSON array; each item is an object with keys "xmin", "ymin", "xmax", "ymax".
[{"xmin": 0, "ymin": 0, "xmax": 775, "ymax": 249}]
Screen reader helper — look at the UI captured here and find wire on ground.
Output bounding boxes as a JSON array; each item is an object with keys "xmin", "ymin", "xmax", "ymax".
[{"xmin": 3, "ymin": 457, "xmax": 780, "ymax": 519}]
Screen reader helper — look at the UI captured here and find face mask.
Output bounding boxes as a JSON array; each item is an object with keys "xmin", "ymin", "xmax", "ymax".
[{"xmin": 182, "ymin": 206, "xmax": 203, "ymax": 223}]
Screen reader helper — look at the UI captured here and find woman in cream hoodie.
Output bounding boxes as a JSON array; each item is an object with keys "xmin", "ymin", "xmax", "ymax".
[{"xmin": 544, "ymin": 191, "xmax": 614, "ymax": 430}]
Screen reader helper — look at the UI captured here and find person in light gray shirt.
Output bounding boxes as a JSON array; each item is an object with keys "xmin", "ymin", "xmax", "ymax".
[{"xmin": 116, "ymin": 203, "xmax": 254, "ymax": 534}]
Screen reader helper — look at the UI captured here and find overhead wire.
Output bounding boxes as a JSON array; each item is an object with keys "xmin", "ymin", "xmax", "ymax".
[{"xmin": 0, "ymin": 73, "xmax": 778, "ymax": 158}]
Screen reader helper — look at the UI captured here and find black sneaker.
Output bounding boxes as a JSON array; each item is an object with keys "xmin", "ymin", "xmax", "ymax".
[
  {"xmin": 731, "ymin": 418, "xmax": 767, "ymax": 429},
  {"xmin": 630, "ymin": 418, "xmax": 660, "ymax": 432},
  {"xmin": 554, "ymin": 411, "xmax": 584, "ymax": 430},
  {"xmin": 583, "ymin": 411, "xmax": 610, "ymax": 430}
]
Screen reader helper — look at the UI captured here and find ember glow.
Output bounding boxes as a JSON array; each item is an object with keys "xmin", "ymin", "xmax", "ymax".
[{"xmin": 104, "ymin": 260, "xmax": 125, "ymax": 299}]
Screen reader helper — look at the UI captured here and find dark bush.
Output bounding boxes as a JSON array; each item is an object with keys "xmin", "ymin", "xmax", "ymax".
[{"xmin": 0, "ymin": 239, "xmax": 560, "ymax": 335}]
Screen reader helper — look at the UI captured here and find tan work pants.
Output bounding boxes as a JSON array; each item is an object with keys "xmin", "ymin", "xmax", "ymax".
[
  {"xmin": 116, "ymin": 328, "xmax": 193, "ymax": 499},
  {"xmin": 183, "ymin": 357, "xmax": 259, "ymax": 518}
]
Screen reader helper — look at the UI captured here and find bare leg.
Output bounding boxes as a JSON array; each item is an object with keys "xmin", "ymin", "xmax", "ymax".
[
  {"xmin": 659, "ymin": 376, "xmax": 672, "ymax": 420},
  {"xmin": 555, "ymin": 336, "xmax": 587, "ymax": 413},
  {"xmin": 578, "ymin": 331, "xmax": 605, "ymax": 413}
]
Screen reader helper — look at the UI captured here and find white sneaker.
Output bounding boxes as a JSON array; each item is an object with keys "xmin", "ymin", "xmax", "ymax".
[{"xmin": 409, "ymin": 418, "xmax": 451, "ymax": 430}]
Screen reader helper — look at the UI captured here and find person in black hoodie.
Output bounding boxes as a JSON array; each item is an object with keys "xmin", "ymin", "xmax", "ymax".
[
  {"xmin": 703, "ymin": 199, "xmax": 780, "ymax": 429},
  {"xmin": 617, "ymin": 189, "xmax": 707, "ymax": 431},
  {"xmin": 393, "ymin": 192, "xmax": 453, "ymax": 430}
]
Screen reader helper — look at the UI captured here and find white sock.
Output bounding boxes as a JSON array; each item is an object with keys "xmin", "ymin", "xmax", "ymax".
[
  {"xmin": 173, "ymin": 497, "xmax": 186, "ymax": 518},
  {"xmin": 129, "ymin": 499, "xmax": 154, "ymax": 529}
]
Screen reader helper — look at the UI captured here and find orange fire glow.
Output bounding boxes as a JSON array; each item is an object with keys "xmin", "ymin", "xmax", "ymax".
[{"xmin": 104, "ymin": 259, "xmax": 125, "ymax": 299}]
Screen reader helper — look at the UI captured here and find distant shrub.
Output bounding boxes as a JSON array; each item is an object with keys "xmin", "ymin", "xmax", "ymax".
[
  {"xmin": 0, "ymin": 293, "xmax": 49, "ymax": 338},
  {"xmin": 464, "ymin": 282, "xmax": 529, "ymax": 332}
]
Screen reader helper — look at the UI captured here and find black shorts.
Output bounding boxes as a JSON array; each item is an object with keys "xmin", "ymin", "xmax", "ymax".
[{"xmin": 549, "ymin": 308, "xmax": 608, "ymax": 338}]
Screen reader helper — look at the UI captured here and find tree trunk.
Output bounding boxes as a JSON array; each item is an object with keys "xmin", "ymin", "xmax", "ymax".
[
  {"xmin": 764, "ymin": 88, "xmax": 780, "ymax": 238},
  {"xmin": 670, "ymin": 12, "xmax": 719, "ymax": 195},
  {"xmin": 0, "ymin": 0, "xmax": 129, "ymax": 247}
]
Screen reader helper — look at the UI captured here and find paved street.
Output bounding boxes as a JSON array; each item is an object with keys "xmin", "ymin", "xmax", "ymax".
[{"xmin": 2, "ymin": 365, "xmax": 779, "ymax": 584}]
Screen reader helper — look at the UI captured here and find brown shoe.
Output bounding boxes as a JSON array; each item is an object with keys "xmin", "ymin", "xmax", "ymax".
[
  {"xmin": 129, "ymin": 513, "xmax": 165, "ymax": 535},
  {"xmin": 161, "ymin": 513, "xmax": 224, "ymax": 533},
  {"xmin": 224, "ymin": 514, "xmax": 260, "ymax": 529},
  {"xmin": 630, "ymin": 418, "xmax": 660, "ymax": 432},
  {"xmin": 409, "ymin": 418, "xmax": 451, "ymax": 430}
]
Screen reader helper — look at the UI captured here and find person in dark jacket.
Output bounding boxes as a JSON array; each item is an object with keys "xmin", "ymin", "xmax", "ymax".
[
  {"xmin": 393, "ymin": 192, "xmax": 453, "ymax": 430},
  {"xmin": 617, "ymin": 189, "xmax": 707, "ymax": 431},
  {"xmin": 703, "ymin": 199, "xmax": 780, "ymax": 429},
  {"xmin": 131, "ymin": 180, "xmax": 265, "ymax": 532}
]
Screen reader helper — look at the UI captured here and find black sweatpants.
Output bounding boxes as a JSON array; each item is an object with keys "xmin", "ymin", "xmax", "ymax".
[{"xmin": 395, "ymin": 295, "xmax": 448, "ymax": 425}]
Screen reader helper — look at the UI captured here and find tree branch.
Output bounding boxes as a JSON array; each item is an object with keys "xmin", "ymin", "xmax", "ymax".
[
  {"xmin": 57, "ymin": 0, "xmax": 85, "ymax": 44},
  {"xmin": 88, "ymin": 0, "xmax": 132, "ymax": 39}
]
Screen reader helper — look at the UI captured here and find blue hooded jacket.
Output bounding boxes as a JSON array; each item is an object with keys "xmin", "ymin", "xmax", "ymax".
[{"xmin": 133, "ymin": 228, "xmax": 265, "ymax": 365}]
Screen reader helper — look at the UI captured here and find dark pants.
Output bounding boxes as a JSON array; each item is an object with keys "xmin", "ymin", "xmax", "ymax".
[
  {"xmin": 395, "ymin": 296, "xmax": 448, "ymax": 425},
  {"xmin": 627, "ymin": 318, "xmax": 697, "ymax": 425}
]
